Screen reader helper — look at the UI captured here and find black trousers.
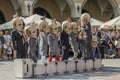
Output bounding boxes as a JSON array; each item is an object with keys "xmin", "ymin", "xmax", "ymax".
[
  {"xmin": 62, "ymin": 48, "xmax": 69, "ymax": 60},
  {"xmin": 16, "ymin": 46, "xmax": 26, "ymax": 58}
]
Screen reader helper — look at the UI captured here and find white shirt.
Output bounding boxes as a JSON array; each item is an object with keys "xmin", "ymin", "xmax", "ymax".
[{"xmin": 4, "ymin": 35, "xmax": 11, "ymax": 41}]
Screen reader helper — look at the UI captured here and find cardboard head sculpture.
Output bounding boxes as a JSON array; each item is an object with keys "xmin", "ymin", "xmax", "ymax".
[
  {"xmin": 80, "ymin": 13, "xmax": 91, "ymax": 26},
  {"xmin": 49, "ymin": 19, "xmax": 57, "ymax": 28},
  {"xmin": 12, "ymin": 18, "xmax": 24, "ymax": 31},
  {"xmin": 24, "ymin": 26, "xmax": 37, "ymax": 39},
  {"xmin": 71, "ymin": 22, "xmax": 78, "ymax": 34},
  {"xmin": 62, "ymin": 21, "xmax": 71, "ymax": 34},
  {"xmin": 38, "ymin": 20, "xmax": 48, "ymax": 32},
  {"xmin": 49, "ymin": 19, "xmax": 59, "ymax": 35}
]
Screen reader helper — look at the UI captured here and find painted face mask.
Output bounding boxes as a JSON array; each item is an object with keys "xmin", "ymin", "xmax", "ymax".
[
  {"xmin": 30, "ymin": 27, "xmax": 37, "ymax": 38},
  {"xmin": 12, "ymin": 18, "xmax": 23, "ymax": 31},
  {"xmin": 25, "ymin": 26, "xmax": 37, "ymax": 39}
]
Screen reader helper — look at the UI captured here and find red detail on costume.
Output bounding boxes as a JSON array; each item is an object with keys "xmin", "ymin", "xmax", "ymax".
[
  {"xmin": 48, "ymin": 55, "xmax": 53, "ymax": 62},
  {"xmin": 56, "ymin": 55, "xmax": 60, "ymax": 61}
]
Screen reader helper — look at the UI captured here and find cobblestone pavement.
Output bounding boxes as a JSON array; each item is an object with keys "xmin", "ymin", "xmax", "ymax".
[{"xmin": 0, "ymin": 59, "xmax": 120, "ymax": 80}]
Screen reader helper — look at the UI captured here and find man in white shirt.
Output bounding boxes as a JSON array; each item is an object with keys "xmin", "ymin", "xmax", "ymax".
[{"xmin": 4, "ymin": 30, "xmax": 11, "ymax": 41}]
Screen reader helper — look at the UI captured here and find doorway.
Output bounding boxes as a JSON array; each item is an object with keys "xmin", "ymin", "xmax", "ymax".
[{"xmin": 33, "ymin": 7, "xmax": 51, "ymax": 18}]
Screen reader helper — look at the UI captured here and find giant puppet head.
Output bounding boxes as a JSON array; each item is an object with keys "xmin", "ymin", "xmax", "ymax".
[
  {"xmin": 12, "ymin": 18, "xmax": 24, "ymax": 31},
  {"xmin": 48, "ymin": 19, "xmax": 58, "ymax": 35},
  {"xmin": 71, "ymin": 22, "xmax": 79, "ymax": 34},
  {"xmin": 62, "ymin": 21, "xmax": 71, "ymax": 34},
  {"xmin": 24, "ymin": 26, "xmax": 37, "ymax": 39},
  {"xmin": 49, "ymin": 19, "xmax": 57, "ymax": 28},
  {"xmin": 38, "ymin": 17, "xmax": 48, "ymax": 32},
  {"xmin": 80, "ymin": 13, "xmax": 91, "ymax": 26}
]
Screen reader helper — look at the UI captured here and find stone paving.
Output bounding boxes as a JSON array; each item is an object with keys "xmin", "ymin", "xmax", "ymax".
[{"xmin": 0, "ymin": 59, "xmax": 120, "ymax": 80}]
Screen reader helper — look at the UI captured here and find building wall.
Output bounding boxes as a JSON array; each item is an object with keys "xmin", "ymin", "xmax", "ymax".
[
  {"xmin": 33, "ymin": 0, "xmax": 70, "ymax": 22},
  {"xmin": 0, "ymin": 0, "xmax": 15, "ymax": 21},
  {"xmin": 82, "ymin": 0, "xmax": 114, "ymax": 22},
  {"xmin": 0, "ymin": 0, "xmax": 120, "ymax": 23}
]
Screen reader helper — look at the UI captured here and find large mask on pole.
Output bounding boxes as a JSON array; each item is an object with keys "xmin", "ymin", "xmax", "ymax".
[
  {"xmin": 12, "ymin": 18, "xmax": 24, "ymax": 32},
  {"xmin": 62, "ymin": 21, "xmax": 71, "ymax": 34},
  {"xmin": 71, "ymin": 22, "xmax": 78, "ymax": 34},
  {"xmin": 38, "ymin": 18, "xmax": 48, "ymax": 32},
  {"xmin": 80, "ymin": 13, "xmax": 91, "ymax": 40},
  {"xmin": 24, "ymin": 26, "xmax": 37, "ymax": 39},
  {"xmin": 80, "ymin": 13, "xmax": 91, "ymax": 26}
]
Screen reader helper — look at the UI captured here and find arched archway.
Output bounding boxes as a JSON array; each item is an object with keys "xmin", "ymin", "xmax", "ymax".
[
  {"xmin": 82, "ymin": 0, "xmax": 117, "ymax": 22},
  {"xmin": 81, "ymin": 9, "xmax": 92, "ymax": 17},
  {"xmin": 33, "ymin": 7, "xmax": 51, "ymax": 18},
  {"xmin": 0, "ymin": 0, "xmax": 15, "ymax": 22},
  {"xmin": 0, "ymin": 11, "xmax": 5, "ymax": 24},
  {"xmin": 33, "ymin": 0, "xmax": 71, "ymax": 22}
]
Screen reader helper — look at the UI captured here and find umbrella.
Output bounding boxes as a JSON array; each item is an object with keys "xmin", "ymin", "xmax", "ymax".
[
  {"xmin": 90, "ymin": 18, "xmax": 103, "ymax": 26},
  {"xmin": 100, "ymin": 16, "xmax": 120, "ymax": 29},
  {"xmin": 24, "ymin": 14, "xmax": 61, "ymax": 27}
]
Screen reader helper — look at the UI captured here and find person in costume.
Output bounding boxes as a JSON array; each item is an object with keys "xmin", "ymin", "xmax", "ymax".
[
  {"xmin": 24, "ymin": 26, "xmax": 37, "ymax": 63},
  {"xmin": 79, "ymin": 13, "xmax": 93, "ymax": 59},
  {"xmin": 11, "ymin": 18, "xmax": 26, "ymax": 58},
  {"xmin": 60, "ymin": 21, "xmax": 70, "ymax": 61},
  {"xmin": 38, "ymin": 19, "xmax": 48, "ymax": 63},
  {"xmin": 69, "ymin": 22, "xmax": 79, "ymax": 60},
  {"xmin": 47, "ymin": 24, "xmax": 60, "ymax": 62}
]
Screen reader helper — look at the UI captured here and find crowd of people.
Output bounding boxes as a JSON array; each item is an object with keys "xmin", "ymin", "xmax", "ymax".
[
  {"xmin": 0, "ymin": 13, "xmax": 120, "ymax": 63},
  {"xmin": 0, "ymin": 30, "xmax": 12, "ymax": 60},
  {"xmin": 96, "ymin": 29, "xmax": 120, "ymax": 59}
]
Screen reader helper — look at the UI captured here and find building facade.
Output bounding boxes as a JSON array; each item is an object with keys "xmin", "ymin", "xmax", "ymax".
[{"xmin": 0, "ymin": 0, "xmax": 120, "ymax": 24}]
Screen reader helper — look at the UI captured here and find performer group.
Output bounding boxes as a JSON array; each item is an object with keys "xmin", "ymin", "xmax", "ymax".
[{"xmin": 10, "ymin": 13, "xmax": 101, "ymax": 63}]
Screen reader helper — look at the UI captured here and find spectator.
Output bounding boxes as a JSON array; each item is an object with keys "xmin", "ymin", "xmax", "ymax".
[
  {"xmin": 99, "ymin": 30, "xmax": 109, "ymax": 58},
  {"xmin": 3, "ymin": 30, "xmax": 11, "ymax": 41},
  {"xmin": 104, "ymin": 41, "xmax": 116, "ymax": 58},
  {"xmin": 3, "ymin": 40, "xmax": 12, "ymax": 60},
  {"xmin": 0, "ymin": 31, "xmax": 4, "ymax": 60},
  {"xmin": 116, "ymin": 39, "xmax": 120, "ymax": 57},
  {"xmin": 92, "ymin": 35, "xmax": 101, "ymax": 59},
  {"xmin": 0, "ymin": 41, "xmax": 2, "ymax": 60},
  {"xmin": 0, "ymin": 31, "xmax": 4, "ymax": 44}
]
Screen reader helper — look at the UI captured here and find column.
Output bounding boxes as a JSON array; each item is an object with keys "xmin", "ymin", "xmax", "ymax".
[
  {"xmin": 22, "ymin": 0, "xmax": 34, "ymax": 17},
  {"xmin": 71, "ymin": 3, "xmax": 82, "ymax": 20},
  {"xmin": 118, "ymin": 5, "xmax": 120, "ymax": 15},
  {"xmin": 114, "ymin": 5, "xmax": 120, "ymax": 17}
]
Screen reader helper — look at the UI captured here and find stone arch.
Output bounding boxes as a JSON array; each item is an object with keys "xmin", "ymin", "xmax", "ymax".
[
  {"xmin": 10, "ymin": 0, "xmax": 21, "ymax": 16},
  {"xmin": 81, "ymin": 9, "xmax": 92, "ymax": 16},
  {"xmin": 81, "ymin": 0, "xmax": 119, "ymax": 22},
  {"xmin": 0, "ymin": 10, "xmax": 5, "ymax": 24},
  {"xmin": 0, "ymin": 0, "xmax": 15, "ymax": 22},
  {"xmin": 33, "ymin": 0, "xmax": 60, "ymax": 20},
  {"xmin": 33, "ymin": 7, "xmax": 51, "ymax": 18},
  {"xmin": 109, "ymin": 0, "xmax": 120, "ymax": 17},
  {"xmin": 33, "ymin": 0, "xmax": 71, "ymax": 22}
]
